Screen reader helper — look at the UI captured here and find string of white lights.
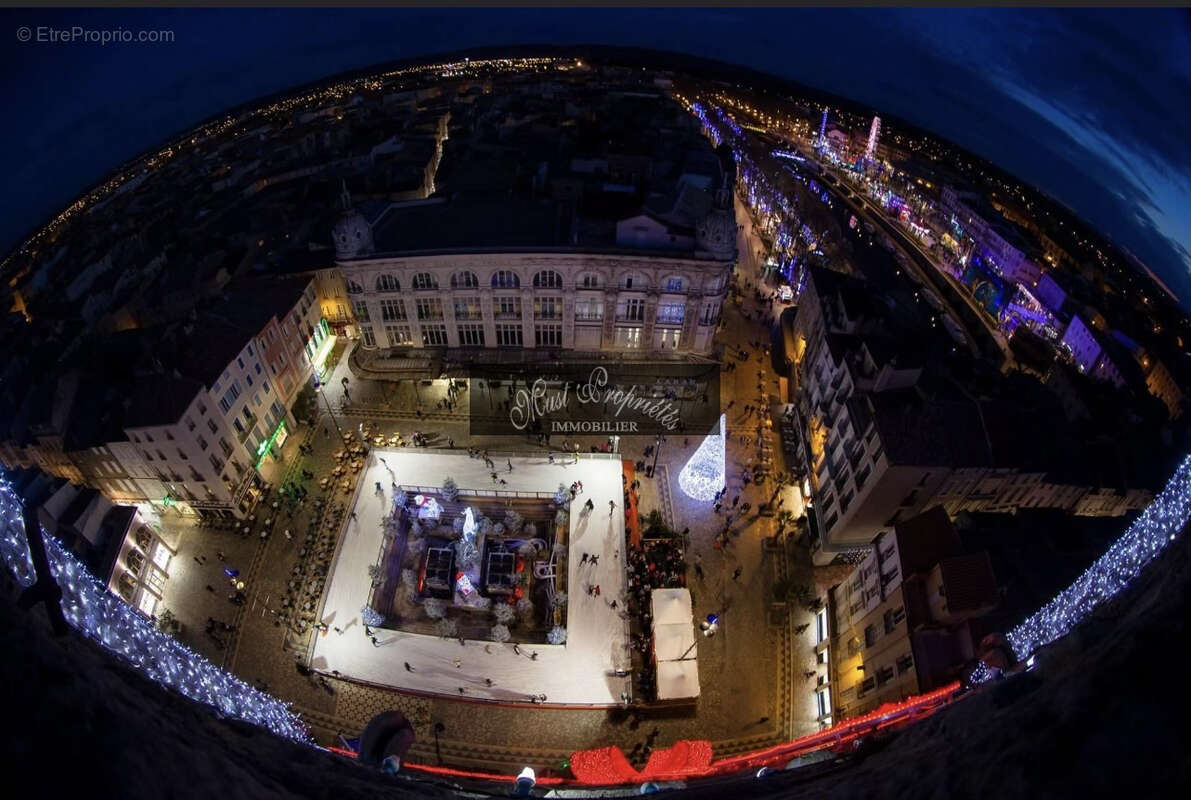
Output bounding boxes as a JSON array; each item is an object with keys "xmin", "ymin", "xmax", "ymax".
[
  {"xmin": 0, "ymin": 477, "xmax": 311, "ymax": 743},
  {"xmin": 968, "ymin": 454, "xmax": 1190, "ymax": 687}
]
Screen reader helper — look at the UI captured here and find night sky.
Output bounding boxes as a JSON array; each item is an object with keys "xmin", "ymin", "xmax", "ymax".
[{"xmin": 2, "ymin": 7, "xmax": 1187, "ymax": 305}]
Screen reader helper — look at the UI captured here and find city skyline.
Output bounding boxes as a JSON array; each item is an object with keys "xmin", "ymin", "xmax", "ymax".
[{"xmin": 1, "ymin": 7, "xmax": 1188, "ymax": 305}]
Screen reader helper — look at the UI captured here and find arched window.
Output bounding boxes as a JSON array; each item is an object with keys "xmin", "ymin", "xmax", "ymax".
[
  {"xmin": 492, "ymin": 270, "xmax": 520, "ymax": 289},
  {"xmin": 578, "ymin": 273, "xmax": 602, "ymax": 289},
  {"xmin": 346, "ymin": 279, "xmax": 364, "ymax": 294},
  {"xmin": 451, "ymin": 270, "xmax": 479, "ymax": 289},
  {"xmin": 412, "ymin": 272, "xmax": 439, "ymax": 290},
  {"xmin": 662, "ymin": 275, "xmax": 687, "ymax": 293},
  {"xmin": 375, "ymin": 274, "xmax": 401, "ymax": 293},
  {"xmin": 620, "ymin": 272, "xmax": 646, "ymax": 290},
  {"xmin": 533, "ymin": 270, "xmax": 563, "ymax": 289}
]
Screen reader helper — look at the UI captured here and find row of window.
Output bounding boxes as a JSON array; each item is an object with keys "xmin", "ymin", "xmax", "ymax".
[
  {"xmin": 347, "ymin": 270, "xmax": 718, "ymax": 294},
  {"xmin": 353, "ymin": 297, "xmax": 714, "ymax": 326},
  {"xmin": 359, "ymin": 323, "xmax": 564, "ymax": 349}
]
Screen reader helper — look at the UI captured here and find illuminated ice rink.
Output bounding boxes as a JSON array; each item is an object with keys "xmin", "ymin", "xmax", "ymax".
[{"xmin": 311, "ymin": 449, "xmax": 631, "ymax": 706}]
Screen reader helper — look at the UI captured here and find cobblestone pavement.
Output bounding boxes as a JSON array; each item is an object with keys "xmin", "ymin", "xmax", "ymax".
[{"xmin": 157, "ymin": 195, "xmax": 830, "ymax": 772}]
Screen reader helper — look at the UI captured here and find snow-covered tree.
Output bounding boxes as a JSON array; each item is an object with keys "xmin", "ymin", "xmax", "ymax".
[
  {"xmin": 441, "ymin": 477, "xmax": 459, "ymax": 502},
  {"xmin": 360, "ymin": 606, "xmax": 384, "ymax": 627},
  {"xmin": 423, "ymin": 598, "xmax": 447, "ymax": 619},
  {"xmin": 547, "ymin": 626, "xmax": 567, "ymax": 645},
  {"xmin": 435, "ymin": 618, "xmax": 458, "ymax": 639},
  {"xmin": 489, "ymin": 624, "xmax": 511, "ymax": 643},
  {"xmin": 493, "ymin": 603, "xmax": 515, "ymax": 624}
]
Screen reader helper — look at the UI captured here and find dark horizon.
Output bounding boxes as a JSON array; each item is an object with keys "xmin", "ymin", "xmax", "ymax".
[{"xmin": 1, "ymin": 7, "xmax": 1187, "ymax": 305}]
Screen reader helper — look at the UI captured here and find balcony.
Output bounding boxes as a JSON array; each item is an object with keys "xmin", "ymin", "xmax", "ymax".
[
  {"xmin": 616, "ymin": 313, "xmax": 646, "ymax": 324},
  {"xmin": 534, "ymin": 311, "xmax": 563, "ymax": 321},
  {"xmin": 574, "ymin": 310, "xmax": 603, "ymax": 322},
  {"xmin": 235, "ymin": 414, "xmax": 258, "ymax": 443},
  {"xmin": 453, "ymin": 310, "xmax": 483, "ymax": 321},
  {"xmin": 494, "ymin": 310, "xmax": 522, "ymax": 320}
]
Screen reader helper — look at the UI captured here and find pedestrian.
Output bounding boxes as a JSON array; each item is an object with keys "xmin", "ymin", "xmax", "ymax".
[
  {"xmin": 580, "ymin": 553, "xmax": 589, "ymax": 565},
  {"xmin": 577, "ymin": 480, "xmax": 584, "ymax": 493},
  {"xmin": 594, "ymin": 585, "xmax": 601, "ymax": 597},
  {"xmin": 590, "ymin": 555, "xmax": 599, "ymax": 566},
  {"xmin": 370, "ymin": 636, "xmax": 380, "ymax": 647},
  {"xmin": 732, "ymin": 566, "xmax": 742, "ymax": 581},
  {"xmin": 457, "ymin": 687, "xmax": 467, "ymax": 695},
  {"xmin": 513, "ymin": 643, "xmax": 522, "ymax": 655},
  {"xmin": 695, "ymin": 563, "xmax": 704, "ymax": 580},
  {"xmin": 404, "ymin": 662, "xmax": 414, "ymax": 672},
  {"xmin": 530, "ymin": 651, "xmax": 538, "ymax": 661},
  {"xmin": 732, "ymin": 495, "xmax": 739, "ymax": 508},
  {"xmin": 448, "ymin": 438, "xmax": 455, "ymax": 449},
  {"xmin": 484, "ymin": 678, "xmax": 494, "ymax": 687},
  {"xmin": 454, "ymin": 658, "xmax": 462, "ymax": 668},
  {"xmin": 350, "ymin": 511, "xmax": 358, "ymax": 521},
  {"xmin": 548, "ymin": 454, "xmax": 555, "ymax": 465},
  {"xmin": 507, "ymin": 459, "xmax": 513, "ymax": 471},
  {"xmin": 205, "ymin": 584, "xmax": 215, "ymax": 593},
  {"xmin": 584, "ymin": 499, "xmax": 594, "ymax": 512},
  {"xmin": 193, "ymin": 556, "xmax": 202, "ymax": 565},
  {"xmin": 609, "ymin": 500, "xmax": 617, "ymax": 516}
]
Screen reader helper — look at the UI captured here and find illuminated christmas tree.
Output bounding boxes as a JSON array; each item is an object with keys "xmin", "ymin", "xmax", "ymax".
[{"xmin": 678, "ymin": 414, "xmax": 726, "ymax": 502}]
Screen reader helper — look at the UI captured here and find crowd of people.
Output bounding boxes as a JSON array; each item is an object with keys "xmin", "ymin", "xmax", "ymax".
[{"xmin": 625, "ymin": 534, "xmax": 688, "ymax": 702}]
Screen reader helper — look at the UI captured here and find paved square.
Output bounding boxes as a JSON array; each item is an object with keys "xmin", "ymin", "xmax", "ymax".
[{"xmin": 311, "ymin": 449, "xmax": 631, "ymax": 705}]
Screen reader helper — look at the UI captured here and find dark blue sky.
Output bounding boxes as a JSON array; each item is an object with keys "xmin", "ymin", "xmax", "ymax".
[{"xmin": 2, "ymin": 7, "xmax": 1187, "ymax": 305}]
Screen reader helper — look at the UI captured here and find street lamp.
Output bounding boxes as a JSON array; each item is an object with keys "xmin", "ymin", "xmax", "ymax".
[{"xmin": 313, "ymin": 377, "xmax": 343, "ymax": 438}]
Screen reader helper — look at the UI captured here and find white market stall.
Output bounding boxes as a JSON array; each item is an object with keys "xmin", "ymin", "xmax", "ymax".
[{"xmin": 650, "ymin": 588, "xmax": 700, "ymax": 700}]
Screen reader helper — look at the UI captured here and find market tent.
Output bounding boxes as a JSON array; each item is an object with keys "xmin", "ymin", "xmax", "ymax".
[
  {"xmin": 651, "ymin": 588, "xmax": 693, "ymax": 626},
  {"xmin": 653, "ymin": 621, "xmax": 696, "ymax": 662},
  {"xmin": 656, "ymin": 659, "xmax": 700, "ymax": 700}
]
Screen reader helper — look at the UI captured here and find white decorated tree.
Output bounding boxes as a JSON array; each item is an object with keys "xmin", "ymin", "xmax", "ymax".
[
  {"xmin": 441, "ymin": 476, "xmax": 459, "ymax": 502},
  {"xmin": 360, "ymin": 605, "xmax": 384, "ymax": 627},
  {"xmin": 489, "ymin": 623, "xmax": 511, "ymax": 643},
  {"xmin": 551, "ymin": 591, "xmax": 568, "ymax": 609},
  {"xmin": 435, "ymin": 618, "xmax": 458, "ymax": 639},
  {"xmin": 423, "ymin": 597, "xmax": 447, "ymax": 619},
  {"xmin": 493, "ymin": 603, "xmax": 515, "ymax": 624},
  {"xmin": 547, "ymin": 625, "xmax": 567, "ymax": 645},
  {"xmin": 516, "ymin": 596, "xmax": 536, "ymax": 622}
]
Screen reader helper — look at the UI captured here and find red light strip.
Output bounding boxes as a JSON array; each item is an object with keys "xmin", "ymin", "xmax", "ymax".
[{"xmin": 318, "ymin": 681, "xmax": 963, "ymax": 787}]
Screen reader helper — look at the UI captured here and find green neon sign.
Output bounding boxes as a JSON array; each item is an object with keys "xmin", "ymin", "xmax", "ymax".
[{"xmin": 254, "ymin": 420, "xmax": 288, "ymax": 469}]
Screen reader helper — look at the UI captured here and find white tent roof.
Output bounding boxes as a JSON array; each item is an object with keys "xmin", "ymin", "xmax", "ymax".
[
  {"xmin": 654, "ymin": 621, "xmax": 696, "ymax": 662},
  {"xmin": 651, "ymin": 588, "xmax": 693, "ymax": 626},
  {"xmin": 656, "ymin": 659, "xmax": 700, "ymax": 700}
]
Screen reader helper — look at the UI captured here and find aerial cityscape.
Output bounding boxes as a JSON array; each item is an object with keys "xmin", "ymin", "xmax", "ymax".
[{"xmin": 0, "ymin": 7, "xmax": 1188, "ymax": 799}]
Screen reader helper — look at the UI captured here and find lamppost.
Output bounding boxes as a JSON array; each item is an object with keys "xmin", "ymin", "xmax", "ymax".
[
  {"xmin": 433, "ymin": 722, "xmax": 445, "ymax": 765},
  {"xmin": 649, "ymin": 433, "xmax": 665, "ymax": 477},
  {"xmin": 313, "ymin": 377, "xmax": 342, "ymax": 438}
]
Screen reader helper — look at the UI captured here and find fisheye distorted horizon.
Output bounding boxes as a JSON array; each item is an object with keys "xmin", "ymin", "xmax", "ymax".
[{"xmin": 0, "ymin": 7, "xmax": 1187, "ymax": 304}]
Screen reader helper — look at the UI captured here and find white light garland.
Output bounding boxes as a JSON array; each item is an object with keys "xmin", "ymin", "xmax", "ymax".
[
  {"xmin": 0, "ymin": 477, "xmax": 311, "ymax": 743},
  {"xmin": 679, "ymin": 414, "xmax": 727, "ymax": 502},
  {"xmin": 971, "ymin": 454, "xmax": 1190, "ymax": 683}
]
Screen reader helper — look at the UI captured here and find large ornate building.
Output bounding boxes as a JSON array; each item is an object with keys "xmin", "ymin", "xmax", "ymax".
[{"xmin": 334, "ymin": 171, "xmax": 738, "ymax": 363}]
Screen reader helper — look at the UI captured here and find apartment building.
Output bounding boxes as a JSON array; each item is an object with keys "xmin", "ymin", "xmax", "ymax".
[
  {"xmin": 334, "ymin": 192, "xmax": 735, "ymax": 359},
  {"xmin": 817, "ymin": 507, "xmax": 997, "ymax": 724},
  {"xmin": 6, "ymin": 466, "xmax": 177, "ymax": 618},
  {"xmin": 785, "ymin": 268, "xmax": 1156, "ymax": 565},
  {"xmin": 0, "ymin": 278, "xmax": 321, "ymax": 520}
]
